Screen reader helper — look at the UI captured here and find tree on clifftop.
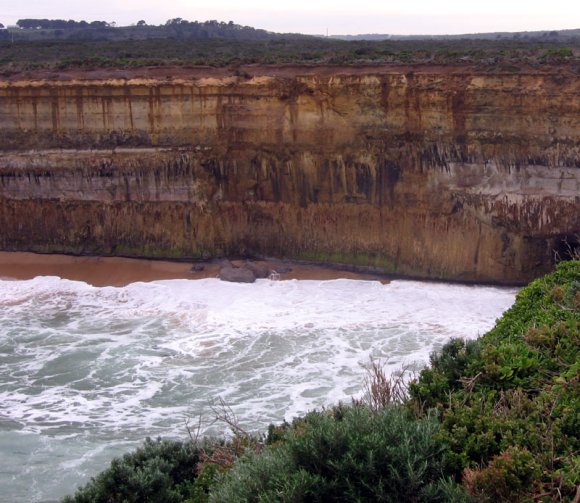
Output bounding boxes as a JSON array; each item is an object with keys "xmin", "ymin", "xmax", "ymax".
[{"xmin": 16, "ymin": 18, "xmax": 110, "ymax": 29}]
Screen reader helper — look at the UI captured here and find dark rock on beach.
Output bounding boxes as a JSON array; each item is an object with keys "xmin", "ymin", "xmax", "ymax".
[
  {"xmin": 218, "ymin": 266, "xmax": 256, "ymax": 283},
  {"xmin": 244, "ymin": 261, "xmax": 271, "ymax": 278}
]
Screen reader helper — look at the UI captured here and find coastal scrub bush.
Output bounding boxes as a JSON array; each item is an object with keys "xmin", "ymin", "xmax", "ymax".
[
  {"xmin": 409, "ymin": 338, "xmax": 482, "ymax": 409},
  {"xmin": 463, "ymin": 446, "xmax": 541, "ymax": 501},
  {"xmin": 62, "ymin": 438, "xmax": 205, "ymax": 503},
  {"xmin": 410, "ymin": 260, "xmax": 580, "ymax": 501},
  {"xmin": 541, "ymin": 47, "xmax": 574, "ymax": 60},
  {"xmin": 209, "ymin": 405, "xmax": 469, "ymax": 502}
]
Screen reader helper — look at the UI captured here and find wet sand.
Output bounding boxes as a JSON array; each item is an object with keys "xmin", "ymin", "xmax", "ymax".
[{"xmin": 0, "ymin": 252, "xmax": 388, "ymax": 286}]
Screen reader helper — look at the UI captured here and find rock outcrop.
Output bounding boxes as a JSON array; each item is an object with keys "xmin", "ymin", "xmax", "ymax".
[
  {"xmin": 218, "ymin": 265, "xmax": 256, "ymax": 283},
  {"xmin": 0, "ymin": 65, "xmax": 578, "ymax": 284}
]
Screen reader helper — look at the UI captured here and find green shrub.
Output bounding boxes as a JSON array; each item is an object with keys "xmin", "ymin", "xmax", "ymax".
[
  {"xmin": 409, "ymin": 338, "xmax": 481, "ymax": 408},
  {"xmin": 541, "ymin": 47, "xmax": 574, "ymax": 60},
  {"xmin": 410, "ymin": 260, "xmax": 580, "ymax": 500},
  {"xmin": 463, "ymin": 447, "xmax": 541, "ymax": 501},
  {"xmin": 62, "ymin": 438, "xmax": 204, "ymax": 503},
  {"xmin": 209, "ymin": 405, "xmax": 469, "ymax": 502}
]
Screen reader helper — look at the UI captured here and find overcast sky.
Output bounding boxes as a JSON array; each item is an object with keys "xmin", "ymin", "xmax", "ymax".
[{"xmin": 1, "ymin": 0, "xmax": 578, "ymax": 35}]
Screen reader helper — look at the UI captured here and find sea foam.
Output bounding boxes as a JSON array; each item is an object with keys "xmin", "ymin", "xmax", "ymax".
[{"xmin": 0, "ymin": 276, "xmax": 517, "ymax": 502}]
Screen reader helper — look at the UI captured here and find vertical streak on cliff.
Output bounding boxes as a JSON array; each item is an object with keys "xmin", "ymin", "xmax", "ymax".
[
  {"xmin": 148, "ymin": 87, "xmax": 160, "ymax": 144},
  {"xmin": 50, "ymin": 88, "xmax": 60, "ymax": 135},
  {"xmin": 13, "ymin": 89, "xmax": 22, "ymax": 131},
  {"xmin": 75, "ymin": 87, "xmax": 84, "ymax": 131},
  {"xmin": 102, "ymin": 92, "xmax": 111, "ymax": 133},
  {"xmin": 404, "ymin": 72, "xmax": 421, "ymax": 134},
  {"xmin": 196, "ymin": 87, "xmax": 204, "ymax": 138},
  {"xmin": 124, "ymin": 85, "xmax": 134, "ymax": 133},
  {"xmin": 31, "ymin": 95, "xmax": 38, "ymax": 133},
  {"xmin": 380, "ymin": 78, "xmax": 390, "ymax": 119},
  {"xmin": 451, "ymin": 86, "xmax": 467, "ymax": 161}
]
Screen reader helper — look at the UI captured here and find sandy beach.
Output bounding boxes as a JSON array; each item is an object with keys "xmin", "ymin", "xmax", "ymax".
[{"xmin": 0, "ymin": 252, "xmax": 388, "ymax": 286}]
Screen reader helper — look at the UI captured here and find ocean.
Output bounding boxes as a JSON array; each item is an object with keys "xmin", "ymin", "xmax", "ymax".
[{"xmin": 0, "ymin": 276, "xmax": 517, "ymax": 502}]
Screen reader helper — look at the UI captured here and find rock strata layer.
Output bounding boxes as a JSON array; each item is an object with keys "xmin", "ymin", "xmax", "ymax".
[{"xmin": 0, "ymin": 65, "xmax": 578, "ymax": 284}]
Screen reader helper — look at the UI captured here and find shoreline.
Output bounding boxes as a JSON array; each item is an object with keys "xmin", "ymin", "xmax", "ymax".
[{"xmin": 0, "ymin": 251, "xmax": 390, "ymax": 287}]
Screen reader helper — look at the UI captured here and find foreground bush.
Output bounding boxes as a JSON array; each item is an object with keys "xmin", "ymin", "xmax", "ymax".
[
  {"xmin": 62, "ymin": 438, "xmax": 205, "ymax": 503},
  {"xmin": 209, "ymin": 405, "xmax": 467, "ymax": 502},
  {"xmin": 410, "ymin": 260, "xmax": 580, "ymax": 501}
]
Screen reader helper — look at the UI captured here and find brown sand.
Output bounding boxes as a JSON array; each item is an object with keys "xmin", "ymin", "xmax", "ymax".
[{"xmin": 0, "ymin": 252, "xmax": 387, "ymax": 287}]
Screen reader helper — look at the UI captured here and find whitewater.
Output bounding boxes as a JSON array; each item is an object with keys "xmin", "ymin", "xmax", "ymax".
[{"xmin": 0, "ymin": 276, "xmax": 517, "ymax": 502}]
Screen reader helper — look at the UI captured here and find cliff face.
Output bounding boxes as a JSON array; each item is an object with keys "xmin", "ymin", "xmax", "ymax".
[{"xmin": 0, "ymin": 66, "xmax": 578, "ymax": 283}]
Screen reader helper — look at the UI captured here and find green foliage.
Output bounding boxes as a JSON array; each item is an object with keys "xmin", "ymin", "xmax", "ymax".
[
  {"xmin": 10, "ymin": 18, "xmax": 301, "ymax": 43},
  {"xmin": 409, "ymin": 338, "xmax": 482, "ymax": 408},
  {"xmin": 541, "ymin": 47, "xmax": 574, "ymax": 60},
  {"xmin": 210, "ymin": 405, "xmax": 468, "ymax": 502},
  {"xmin": 463, "ymin": 446, "xmax": 541, "ymax": 501},
  {"xmin": 410, "ymin": 260, "xmax": 580, "ymax": 501},
  {"xmin": 62, "ymin": 438, "xmax": 204, "ymax": 503},
  {"xmin": 0, "ymin": 36, "xmax": 578, "ymax": 73}
]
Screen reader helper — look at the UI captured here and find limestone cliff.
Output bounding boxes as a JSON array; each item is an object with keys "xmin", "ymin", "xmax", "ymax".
[{"xmin": 0, "ymin": 65, "xmax": 578, "ymax": 284}]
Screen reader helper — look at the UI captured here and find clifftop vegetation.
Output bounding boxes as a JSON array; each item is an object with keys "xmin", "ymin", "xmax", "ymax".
[
  {"xmin": 0, "ymin": 36, "xmax": 578, "ymax": 75},
  {"xmin": 63, "ymin": 260, "xmax": 580, "ymax": 502},
  {"xmin": 0, "ymin": 17, "xmax": 307, "ymax": 42},
  {"xmin": 0, "ymin": 18, "xmax": 578, "ymax": 73}
]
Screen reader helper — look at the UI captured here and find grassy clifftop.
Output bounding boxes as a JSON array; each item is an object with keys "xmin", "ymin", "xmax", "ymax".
[{"xmin": 64, "ymin": 260, "xmax": 579, "ymax": 502}]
